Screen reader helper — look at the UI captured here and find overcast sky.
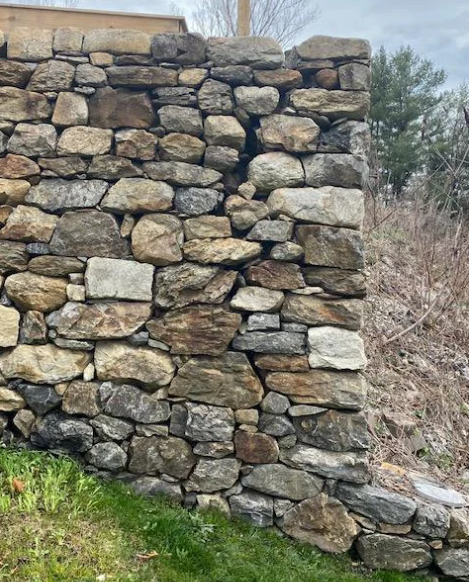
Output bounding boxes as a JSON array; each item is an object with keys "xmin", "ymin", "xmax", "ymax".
[{"xmin": 77, "ymin": 0, "xmax": 469, "ymax": 88}]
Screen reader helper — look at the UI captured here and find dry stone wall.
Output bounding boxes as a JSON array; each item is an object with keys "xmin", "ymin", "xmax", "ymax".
[{"xmin": 0, "ymin": 26, "xmax": 467, "ymax": 580}]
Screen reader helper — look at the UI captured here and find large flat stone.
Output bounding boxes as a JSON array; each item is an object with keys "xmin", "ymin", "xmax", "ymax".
[
  {"xmin": 356, "ymin": 534, "xmax": 432, "ymax": 572},
  {"xmin": 303, "ymin": 154, "xmax": 366, "ymax": 189},
  {"xmin": 231, "ymin": 287, "xmax": 284, "ymax": 313},
  {"xmin": 89, "ymin": 87, "xmax": 155, "ymax": 129},
  {"xmin": 54, "ymin": 302, "xmax": 152, "ymax": 340},
  {"xmin": 147, "ymin": 306, "xmax": 241, "ymax": 355},
  {"xmin": 207, "ymin": 37, "xmax": 283, "ymax": 69},
  {"xmin": 85, "ymin": 258, "xmax": 154, "ymax": 301},
  {"xmin": 232, "ymin": 332, "xmax": 306, "ymax": 355},
  {"xmin": 295, "ymin": 35, "xmax": 371, "ymax": 61},
  {"xmin": 291, "ymin": 89, "xmax": 370, "ymax": 120},
  {"xmin": 248, "ymin": 152, "xmax": 304, "ymax": 191},
  {"xmin": 106, "ymin": 66, "xmax": 177, "ymax": 88},
  {"xmin": 297, "ymin": 224, "xmax": 364, "ymax": 270},
  {"xmin": 8, "ymin": 123, "xmax": 57, "ymax": 157},
  {"xmin": 129, "ymin": 435, "xmax": 195, "ymax": 479},
  {"xmin": 265, "ymin": 370, "xmax": 367, "ymax": 409},
  {"xmin": 246, "ymin": 260, "xmax": 305, "ymax": 290},
  {"xmin": 259, "ymin": 114, "xmax": 320, "ymax": 153},
  {"xmin": 435, "ymin": 547, "xmax": 469, "ymax": 578},
  {"xmin": 103, "ymin": 383, "xmax": 170, "ymax": 424},
  {"xmin": 169, "ymin": 352, "xmax": 263, "ymax": 409},
  {"xmin": 57, "ymin": 126, "xmax": 113, "ymax": 156},
  {"xmin": 280, "ymin": 444, "xmax": 369, "ymax": 483},
  {"xmin": 242, "ymin": 464, "xmax": 323, "ymax": 501},
  {"xmin": 7, "ymin": 27, "xmax": 53, "ymax": 61},
  {"xmin": 0, "ymin": 205, "xmax": 58, "ymax": 243},
  {"xmin": 0, "ymin": 87, "xmax": 51, "ymax": 122},
  {"xmin": 5, "ymin": 272, "xmax": 67, "ymax": 312},
  {"xmin": 185, "ymin": 459, "xmax": 240, "ymax": 493},
  {"xmin": 308, "ymin": 326, "xmax": 366, "ymax": 370},
  {"xmin": 183, "ymin": 238, "xmax": 261, "ymax": 265},
  {"xmin": 282, "ymin": 294, "xmax": 363, "ymax": 330},
  {"xmin": 143, "ymin": 162, "xmax": 221, "ymax": 188},
  {"xmin": 0, "ymin": 344, "xmax": 91, "ymax": 384},
  {"xmin": 83, "ymin": 29, "xmax": 151, "ymax": 55},
  {"xmin": 268, "ymin": 187, "xmax": 364, "ymax": 229},
  {"xmin": 95, "ymin": 341, "xmax": 175, "ymax": 388},
  {"xmin": 26, "ymin": 179, "xmax": 108, "ymax": 212}
]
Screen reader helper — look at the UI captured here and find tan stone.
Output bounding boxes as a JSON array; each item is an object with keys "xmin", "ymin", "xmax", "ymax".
[
  {"xmin": 5, "ymin": 272, "xmax": 67, "ymax": 312},
  {"xmin": 246, "ymin": 261, "xmax": 305, "ymax": 290},
  {"xmin": 53, "ymin": 27, "xmax": 83, "ymax": 53},
  {"xmin": 57, "ymin": 126, "xmax": 113, "ymax": 156},
  {"xmin": 102, "ymin": 179, "xmax": 174, "ymax": 214},
  {"xmin": 0, "ymin": 179, "xmax": 30, "ymax": 206},
  {"xmin": 254, "ymin": 354, "xmax": 310, "ymax": 372},
  {"xmin": 291, "ymin": 89, "xmax": 370, "ymax": 121},
  {"xmin": 55, "ymin": 302, "xmax": 152, "ymax": 340},
  {"xmin": 0, "ymin": 154, "xmax": 39, "ymax": 178},
  {"xmin": 115, "ymin": 129, "xmax": 156, "ymax": 160},
  {"xmin": 178, "ymin": 68, "xmax": 208, "ymax": 87},
  {"xmin": 0, "ymin": 387, "xmax": 25, "ymax": 412},
  {"xmin": 159, "ymin": 133, "xmax": 206, "ymax": 163},
  {"xmin": 169, "ymin": 352, "xmax": 264, "ymax": 409},
  {"xmin": 183, "ymin": 216, "xmax": 231, "ymax": 240},
  {"xmin": 0, "ymin": 344, "xmax": 91, "ymax": 384},
  {"xmin": 254, "ymin": 69, "xmax": 303, "ymax": 90},
  {"xmin": 90, "ymin": 52, "xmax": 113, "ymax": 67},
  {"xmin": 235, "ymin": 430, "xmax": 279, "ymax": 464},
  {"xmin": 0, "ymin": 205, "xmax": 58, "ymax": 243},
  {"xmin": 28, "ymin": 256, "xmax": 85, "ymax": 277},
  {"xmin": 315, "ymin": 68, "xmax": 339, "ymax": 89},
  {"xmin": 52, "ymin": 92, "xmax": 88, "ymax": 126},
  {"xmin": 147, "ymin": 305, "xmax": 241, "ymax": 355},
  {"xmin": 225, "ymin": 195, "xmax": 269, "ymax": 230},
  {"xmin": 281, "ymin": 494, "xmax": 360, "ymax": 553},
  {"xmin": 183, "ymin": 237, "xmax": 261, "ymax": 265},
  {"xmin": 131, "ymin": 214, "xmax": 183, "ymax": 266},
  {"xmin": 0, "ymin": 305, "xmax": 20, "ymax": 347},
  {"xmin": 282, "ymin": 294, "xmax": 363, "ymax": 330},
  {"xmin": 0, "ymin": 87, "xmax": 51, "ymax": 122},
  {"xmin": 8, "ymin": 28, "xmax": 53, "ymax": 61},
  {"xmin": 0, "ymin": 205, "xmax": 12, "ymax": 226},
  {"xmin": 83, "ymin": 29, "xmax": 151, "ymax": 56},
  {"xmin": 265, "ymin": 370, "xmax": 367, "ymax": 410},
  {"xmin": 259, "ymin": 114, "xmax": 320, "ymax": 153},
  {"xmin": 95, "ymin": 341, "xmax": 175, "ymax": 388}
]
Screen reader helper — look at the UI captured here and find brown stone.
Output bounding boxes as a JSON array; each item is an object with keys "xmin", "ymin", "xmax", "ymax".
[
  {"xmin": 0, "ymin": 344, "xmax": 91, "ymax": 384},
  {"xmin": 89, "ymin": 87, "xmax": 155, "ymax": 129},
  {"xmin": 106, "ymin": 66, "xmax": 178, "ymax": 88},
  {"xmin": 101, "ymin": 179, "xmax": 174, "ymax": 214},
  {"xmin": 38, "ymin": 157, "xmax": 89, "ymax": 178},
  {"xmin": 183, "ymin": 237, "xmax": 262, "ymax": 265},
  {"xmin": 254, "ymin": 69, "xmax": 303, "ymax": 90},
  {"xmin": 5, "ymin": 272, "xmax": 67, "ymax": 312},
  {"xmin": 0, "ymin": 179, "xmax": 30, "ymax": 205},
  {"xmin": 115, "ymin": 129, "xmax": 156, "ymax": 160},
  {"xmin": 169, "ymin": 352, "xmax": 264, "ymax": 409},
  {"xmin": 52, "ymin": 92, "xmax": 88, "ymax": 126},
  {"xmin": 280, "ymin": 494, "xmax": 360, "ymax": 553},
  {"xmin": 131, "ymin": 214, "xmax": 183, "ymax": 266},
  {"xmin": 147, "ymin": 306, "xmax": 241, "ymax": 355},
  {"xmin": 0, "ymin": 154, "xmax": 39, "ymax": 179},
  {"xmin": 62, "ymin": 381, "xmax": 101, "ymax": 417},
  {"xmin": 291, "ymin": 89, "xmax": 370, "ymax": 121},
  {"xmin": 28, "ymin": 256, "xmax": 85, "ymax": 277},
  {"xmin": 303, "ymin": 267, "xmax": 366, "ymax": 297},
  {"xmin": 315, "ymin": 68, "xmax": 339, "ymax": 89},
  {"xmin": 297, "ymin": 225, "xmax": 364, "ymax": 270},
  {"xmin": 281, "ymin": 294, "xmax": 363, "ymax": 330},
  {"xmin": 0, "ymin": 205, "xmax": 12, "ymax": 227},
  {"xmin": 0, "ymin": 59, "xmax": 32, "ymax": 88},
  {"xmin": 0, "ymin": 241, "xmax": 28, "ymax": 273},
  {"xmin": 246, "ymin": 261, "xmax": 305, "ymax": 290},
  {"xmin": 254, "ymin": 354, "xmax": 310, "ymax": 372},
  {"xmin": 265, "ymin": 371, "xmax": 367, "ymax": 410},
  {"xmin": 55, "ymin": 302, "xmax": 152, "ymax": 340},
  {"xmin": 0, "ymin": 205, "xmax": 58, "ymax": 243},
  {"xmin": 27, "ymin": 60, "xmax": 75, "ymax": 92},
  {"xmin": 235, "ymin": 430, "xmax": 279, "ymax": 464},
  {"xmin": 0, "ymin": 87, "xmax": 51, "ymax": 122},
  {"xmin": 129, "ymin": 435, "xmax": 195, "ymax": 479}
]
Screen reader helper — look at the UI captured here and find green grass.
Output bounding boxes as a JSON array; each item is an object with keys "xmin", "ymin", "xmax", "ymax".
[{"xmin": 0, "ymin": 448, "xmax": 424, "ymax": 582}]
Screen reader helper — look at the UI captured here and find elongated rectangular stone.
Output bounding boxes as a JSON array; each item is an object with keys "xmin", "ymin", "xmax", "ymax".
[{"xmin": 85, "ymin": 257, "xmax": 154, "ymax": 302}]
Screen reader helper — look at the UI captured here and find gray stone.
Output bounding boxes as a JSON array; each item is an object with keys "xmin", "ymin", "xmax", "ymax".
[
  {"xmin": 8, "ymin": 123, "xmax": 57, "ymax": 157},
  {"xmin": 26, "ymin": 179, "xmax": 107, "ymax": 212},
  {"xmin": 411, "ymin": 477, "xmax": 468, "ymax": 508},
  {"xmin": 32, "ymin": 412, "xmax": 93, "ymax": 453},
  {"xmin": 357, "ymin": 534, "xmax": 432, "ymax": 572},
  {"xmin": 85, "ymin": 257, "xmax": 154, "ymax": 301},
  {"xmin": 151, "ymin": 32, "xmax": 206, "ymax": 65},
  {"xmin": 185, "ymin": 459, "xmax": 241, "ymax": 492},
  {"xmin": 16, "ymin": 383, "xmax": 61, "ymax": 415},
  {"xmin": 193, "ymin": 441, "xmax": 234, "ymax": 458},
  {"xmin": 27, "ymin": 60, "xmax": 75, "ymax": 92},
  {"xmin": 8, "ymin": 27, "xmax": 53, "ymax": 61},
  {"xmin": 157, "ymin": 105, "xmax": 203, "ymax": 136},
  {"xmin": 0, "ymin": 59, "xmax": 32, "ymax": 88},
  {"xmin": 129, "ymin": 435, "xmax": 195, "ymax": 479},
  {"xmin": 53, "ymin": 27, "xmax": 83, "ymax": 54},
  {"xmin": 280, "ymin": 444, "xmax": 369, "ymax": 483},
  {"xmin": 211, "ymin": 65, "xmax": 253, "ymax": 85},
  {"xmin": 248, "ymin": 152, "xmax": 304, "ymax": 191},
  {"xmin": 103, "ymin": 384, "xmax": 170, "ymax": 424},
  {"xmin": 106, "ymin": 65, "xmax": 177, "ymax": 89},
  {"xmin": 232, "ymin": 332, "xmax": 306, "ymax": 355},
  {"xmin": 303, "ymin": 154, "xmax": 366, "ymax": 189},
  {"xmin": 153, "ymin": 87, "xmax": 198, "ymax": 108},
  {"xmin": 297, "ymin": 224, "xmax": 364, "ymax": 270},
  {"xmin": 259, "ymin": 413, "xmax": 295, "ymax": 437},
  {"xmin": 38, "ymin": 156, "xmax": 89, "ymax": 177},
  {"xmin": 308, "ymin": 326, "xmax": 366, "ymax": 370},
  {"xmin": 288, "ymin": 405, "xmax": 327, "ymax": 417},
  {"xmin": 338, "ymin": 63, "xmax": 371, "ymax": 91},
  {"xmin": 246, "ymin": 220, "xmax": 293, "ymax": 242},
  {"xmin": 88, "ymin": 155, "xmax": 142, "ymax": 180},
  {"xmin": 0, "ymin": 87, "xmax": 51, "ymax": 123},
  {"xmin": 291, "ymin": 89, "xmax": 370, "ymax": 121},
  {"xmin": 90, "ymin": 414, "xmax": 134, "ymax": 441},
  {"xmin": 230, "ymin": 490, "xmax": 274, "ymax": 527},
  {"xmin": 198, "ymin": 79, "xmax": 234, "ymax": 115},
  {"xmin": 247, "ymin": 313, "xmax": 280, "ymax": 332},
  {"xmin": 234, "ymin": 86, "xmax": 279, "ymax": 116},
  {"xmin": 295, "ymin": 36, "xmax": 371, "ymax": 62},
  {"xmin": 270, "ymin": 241, "xmax": 304, "ymax": 261},
  {"xmin": 185, "ymin": 403, "xmax": 235, "ymax": 442},
  {"xmin": 175, "ymin": 187, "xmax": 221, "ymax": 216},
  {"xmin": 434, "ymin": 547, "xmax": 469, "ymax": 578},
  {"xmin": 268, "ymin": 186, "xmax": 364, "ymax": 229},
  {"xmin": 242, "ymin": 464, "xmax": 323, "ymax": 501},
  {"xmin": 224, "ymin": 196, "xmax": 269, "ymax": 230},
  {"xmin": 207, "ymin": 37, "xmax": 283, "ymax": 69},
  {"xmin": 144, "ymin": 162, "xmax": 221, "ymax": 188},
  {"xmin": 204, "ymin": 115, "xmax": 246, "ymax": 150},
  {"xmin": 86, "ymin": 442, "xmax": 127, "ymax": 471},
  {"xmin": 413, "ymin": 503, "xmax": 450, "ymax": 538},
  {"xmin": 282, "ymin": 294, "xmax": 363, "ymax": 330},
  {"xmin": 75, "ymin": 63, "xmax": 107, "ymax": 87},
  {"xmin": 261, "ymin": 392, "xmax": 290, "ymax": 414},
  {"xmin": 204, "ymin": 146, "xmax": 239, "ymax": 172},
  {"xmin": 130, "ymin": 476, "xmax": 182, "ymax": 500},
  {"xmin": 0, "ymin": 240, "xmax": 29, "ymax": 273},
  {"xmin": 336, "ymin": 483, "xmax": 417, "ymax": 525},
  {"xmin": 83, "ymin": 29, "xmax": 151, "ymax": 56},
  {"xmin": 320, "ymin": 120, "xmax": 371, "ymax": 157}
]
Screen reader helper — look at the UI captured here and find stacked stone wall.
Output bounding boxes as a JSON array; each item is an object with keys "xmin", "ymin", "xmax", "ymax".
[{"xmin": 0, "ymin": 26, "xmax": 466, "ymax": 579}]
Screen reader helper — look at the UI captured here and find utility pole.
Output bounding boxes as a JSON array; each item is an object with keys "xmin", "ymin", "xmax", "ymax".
[{"xmin": 237, "ymin": 0, "xmax": 250, "ymax": 36}]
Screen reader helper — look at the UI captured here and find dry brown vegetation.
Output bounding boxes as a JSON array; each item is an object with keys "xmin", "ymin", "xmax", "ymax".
[{"xmin": 363, "ymin": 187, "xmax": 469, "ymax": 489}]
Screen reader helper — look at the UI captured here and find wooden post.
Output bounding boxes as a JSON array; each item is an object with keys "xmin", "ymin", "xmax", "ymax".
[{"xmin": 237, "ymin": 0, "xmax": 250, "ymax": 36}]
